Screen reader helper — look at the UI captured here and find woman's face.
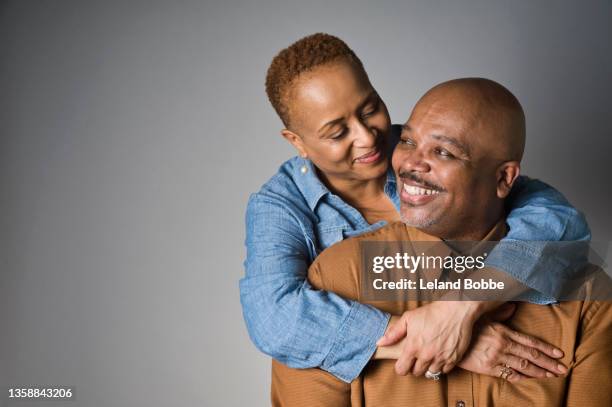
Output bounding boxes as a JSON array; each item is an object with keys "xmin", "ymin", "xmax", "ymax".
[{"xmin": 282, "ymin": 60, "xmax": 392, "ymax": 184}]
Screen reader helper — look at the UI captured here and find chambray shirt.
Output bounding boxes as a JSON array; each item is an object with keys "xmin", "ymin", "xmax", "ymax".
[{"xmin": 240, "ymin": 129, "xmax": 590, "ymax": 383}]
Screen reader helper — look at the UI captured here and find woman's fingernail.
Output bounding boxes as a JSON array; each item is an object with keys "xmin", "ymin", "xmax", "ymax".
[
  {"xmin": 553, "ymin": 349, "xmax": 564, "ymax": 357},
  {"xmin": 546, "ymin": 372, "xmax": 556, "ymax": 378},
  {"xmin": 557, "ymin": 364, "xmax": 568, "ymax": 374}
]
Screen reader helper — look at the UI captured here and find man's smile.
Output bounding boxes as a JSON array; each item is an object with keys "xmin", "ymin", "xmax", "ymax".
[{"xmin": 400, "ymin": 179, "xmax": 444, "ymax": 206}]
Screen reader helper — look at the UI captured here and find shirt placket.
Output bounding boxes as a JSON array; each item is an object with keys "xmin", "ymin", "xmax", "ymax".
[{"xmin": 446, "ymin": 369, "xmax": 473, "ymax": 407}]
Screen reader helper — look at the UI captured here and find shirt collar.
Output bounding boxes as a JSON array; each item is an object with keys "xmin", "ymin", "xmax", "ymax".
[{"xmin": 292, "ymin": 157, "xmax": 329, "ymax": 211}]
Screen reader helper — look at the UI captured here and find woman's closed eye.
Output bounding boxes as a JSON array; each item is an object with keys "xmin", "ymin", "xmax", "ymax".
[
  {"xmin": 330, "ymin": 128, "xmax": 348, "ymax": 140},
  {"xmin": 361, "ymin": 100, "xmax": 379, "ymax": 118},
  {"xmin": 361, "ymin": 106, "xmax": 377, "ymax": 118}
]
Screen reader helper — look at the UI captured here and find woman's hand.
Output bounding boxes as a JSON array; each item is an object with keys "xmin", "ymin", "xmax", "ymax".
[
  {"xmin": 458, "ymin": 320, "xmax": 567, "ymax": 382},
  {"xmin": 375, "ymin": 302, "xmax": 568, "ymax": 381},
  {"xmin": 377, "ymin": 301, "xmax": 487, "ymax": 375}
]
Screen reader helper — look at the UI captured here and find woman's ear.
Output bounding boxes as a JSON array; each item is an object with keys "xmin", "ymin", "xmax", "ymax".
[
  {"xmin": 496, "ymin": 161, "xmax": 521, "ymax": 199},
  {"xmin": 281, "ymin": 129, "xmax": 308, "ymax": 158}
]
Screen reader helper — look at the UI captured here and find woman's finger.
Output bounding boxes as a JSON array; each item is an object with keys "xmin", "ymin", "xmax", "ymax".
[
  {"xmin": 503, "ymin": 353, "xmax": 551, "ymax": 378},
  {"xmin": 505, "ymin": 337, "xmax": 567, "ymax": 375},
  {"xmin": 495, "ymin": 364, "xmax": 526, "ymax": 383},
  {"xmin": 426, "ymin": 360, "xmax": 446, "ymax": 377},
  {"xmin": 442, "ymin": 362, "xmax": 455, "ymax": 374},
  {"xmin": 412, "ymin": 357, "xmax": 433, "ymax": 376},
  {"xmin": 395, "ymin": 353, "xmax": 416, "ymax": 376},
  {"xmin": 377, "ymin": 318, "xmax": 407, "ymax": 346},
  {"xmin": 505, "ymin": 327, "xmax": 564, "ymax": 359}
]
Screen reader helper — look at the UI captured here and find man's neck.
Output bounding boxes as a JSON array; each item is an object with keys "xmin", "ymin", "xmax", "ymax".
[{"xmin": 428, "ymin": 210, "xmax": 507, "ymax": 243}]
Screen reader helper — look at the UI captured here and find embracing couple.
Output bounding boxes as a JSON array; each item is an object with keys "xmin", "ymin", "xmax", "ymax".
[{"xmin": 240, "ymin": 33, "xmax": 611, "ymax": 406}]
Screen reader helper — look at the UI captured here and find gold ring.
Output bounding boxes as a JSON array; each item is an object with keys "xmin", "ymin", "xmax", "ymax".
[{"xmin": 499, "ymin": 365, "xmax": 514, "ymax": 380}]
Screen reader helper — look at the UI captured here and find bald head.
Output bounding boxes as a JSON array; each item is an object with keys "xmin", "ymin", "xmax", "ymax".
[
  {"xmin": 416, "ymin": 78, "xmax": 525, "ymax": 162},
  {"xmin": 393, "ymin": 78, "xmax": 526, "ymax": 241}
]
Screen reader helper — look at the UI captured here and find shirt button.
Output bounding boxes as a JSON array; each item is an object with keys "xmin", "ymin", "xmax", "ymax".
[{"xmin": 456, "ymin": 401, "xmax": 466, "ymax": 407}]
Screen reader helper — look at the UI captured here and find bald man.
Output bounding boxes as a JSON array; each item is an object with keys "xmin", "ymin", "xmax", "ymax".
[
  {"xmin": 395, "ymin": 78, "xmax": 525, "ymax": 241},
  {"xmin": 272, "ymin": 78, "xmax": 612, "ymax": 406}
]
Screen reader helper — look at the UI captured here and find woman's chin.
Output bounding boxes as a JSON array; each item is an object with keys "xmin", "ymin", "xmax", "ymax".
[{"xmin": 354, "ymin": 160, "xmax": 389, "ymax": 181}]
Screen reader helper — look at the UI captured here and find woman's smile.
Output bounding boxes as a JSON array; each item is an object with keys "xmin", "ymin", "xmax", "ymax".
[{"xmin": 354, "ymin": 148, "xmax": 383, "ymax": 164}]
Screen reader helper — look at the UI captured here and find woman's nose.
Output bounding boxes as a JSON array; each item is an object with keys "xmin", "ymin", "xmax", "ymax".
[{"xmin": 353, "ymin": 121, "xmax": 377, "ymax": 148}]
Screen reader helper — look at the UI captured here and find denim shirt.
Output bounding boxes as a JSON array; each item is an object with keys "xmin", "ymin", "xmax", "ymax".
[{"xmin": 240, "ymin": 135, "xmax": 590, "ymax": 383}]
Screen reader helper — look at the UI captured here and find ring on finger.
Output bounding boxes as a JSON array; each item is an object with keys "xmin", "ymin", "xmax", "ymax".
[
  {"xmin": 425, "ymin": 370, "xmax": 442, "ymax": 381},
  {"xmin": 498, "ymin": 364, "xmax": 514, "ymax": 380}
]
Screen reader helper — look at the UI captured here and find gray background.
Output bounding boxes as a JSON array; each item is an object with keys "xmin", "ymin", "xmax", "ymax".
[{"xmin": 1, "ymin": 0, "xmax": 610, "ymax": 406}]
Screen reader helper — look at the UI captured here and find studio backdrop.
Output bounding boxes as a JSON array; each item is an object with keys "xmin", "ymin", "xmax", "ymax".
[{"xmin": 1, "ymin": 1, "xmax": 610, "ymax": 406}]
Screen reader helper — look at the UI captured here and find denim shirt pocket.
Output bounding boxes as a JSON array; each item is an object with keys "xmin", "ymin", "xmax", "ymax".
[{"xmin": 314, "ymin": 222, "xmax": 348, "ymax": 252}]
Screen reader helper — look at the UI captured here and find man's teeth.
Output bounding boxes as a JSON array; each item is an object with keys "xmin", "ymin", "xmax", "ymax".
[{"xmin": 404, "ymin": 184, "xmax": 440, "ymax": 196}]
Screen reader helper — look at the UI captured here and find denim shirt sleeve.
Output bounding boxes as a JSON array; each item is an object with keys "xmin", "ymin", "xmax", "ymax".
[
  {"xmin": 485, "ymin": 176, "xmax": 591, "ymax": 302},
  {"xmin": 239, "ymin": 194, "xmax": 390, "ymax": 383}
]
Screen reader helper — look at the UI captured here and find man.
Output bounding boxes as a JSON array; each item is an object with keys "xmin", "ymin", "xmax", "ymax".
[{"xmin": 273, "ymin": 78, "xmax": 611, "ymax": 406}]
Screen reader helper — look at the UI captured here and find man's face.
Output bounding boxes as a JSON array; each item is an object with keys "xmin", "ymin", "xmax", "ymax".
[
  {"xmin": 392, "ymin": 96, "xmax": 501, "ymax": 240},
  {"xmin": 285, "ymin": 61, "xmax": 392, "ymax": 183}
]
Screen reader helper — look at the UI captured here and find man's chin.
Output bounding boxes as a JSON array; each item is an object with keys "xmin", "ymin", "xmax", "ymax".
[{"xmin": 399, "ymin": 211, "xmax": 439, "ymax": 230}]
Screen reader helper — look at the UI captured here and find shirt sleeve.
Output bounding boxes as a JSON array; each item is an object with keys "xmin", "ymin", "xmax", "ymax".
[
  {"xmin": 485, "ymin": 176, "xmax": 591, "ymax": 300},
  {"xmin": 239, "ymin": 194, "xmax": 390, "ymax": 382}
]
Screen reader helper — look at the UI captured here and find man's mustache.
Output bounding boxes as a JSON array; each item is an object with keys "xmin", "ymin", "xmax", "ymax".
[{"xmin": 398, "ymin": 171, "xmax": 446, "ymax": 192}]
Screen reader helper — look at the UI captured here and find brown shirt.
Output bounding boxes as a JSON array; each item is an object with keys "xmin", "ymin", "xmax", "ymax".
[{"xmin": 271, "ymin": 222, "xmax": 612, "ymax": 407}]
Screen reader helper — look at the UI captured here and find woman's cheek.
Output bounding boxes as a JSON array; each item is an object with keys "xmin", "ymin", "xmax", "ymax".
[
  {"xmin": 326, "ymin": 142, "xmax": 352, "ymax": 164},
  {"xmin": 313, "ymin": 145, "xmax": 349, "ymax": 170}
]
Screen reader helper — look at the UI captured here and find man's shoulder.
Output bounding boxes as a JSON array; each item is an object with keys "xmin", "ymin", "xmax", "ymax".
[
  {"xmin": 350, "ymin": 221, "xmax": 438, "ymax": 243},
  {"xmin": 313, "ymin": 222, "xmax": 422, "ymax": 265},
  {"xmin": 355, "ymin": 221, "xmax": 415, "ymax": 241}
]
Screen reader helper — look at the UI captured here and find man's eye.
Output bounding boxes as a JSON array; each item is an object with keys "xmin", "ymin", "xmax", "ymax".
[
  {"xmin": 399, "ymin": 138, "xmax": 416, "ymax": 146},
  {"xmin": 435, "ymin": 148, "xmax": 454, "ymax": 158}
]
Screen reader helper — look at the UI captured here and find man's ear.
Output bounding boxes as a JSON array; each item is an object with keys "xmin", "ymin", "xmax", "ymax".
[
  {"xmin": 496, "ymin": 161, "xmax": 521, "ymax": 199},
  {"xmin": 281, "ymin": 129, "xmax": 308, "ymax": 158}
]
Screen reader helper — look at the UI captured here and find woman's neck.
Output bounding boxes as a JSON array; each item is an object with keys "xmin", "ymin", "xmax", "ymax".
[{"xmin": 317, "ymin": 168, "xmax": 388, "ymax": 208}]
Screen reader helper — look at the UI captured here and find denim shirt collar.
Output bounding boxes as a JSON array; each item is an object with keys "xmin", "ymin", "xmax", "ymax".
[{"xmin": 292, "ymin": 156, "xmax": 397, "ymax": 212}]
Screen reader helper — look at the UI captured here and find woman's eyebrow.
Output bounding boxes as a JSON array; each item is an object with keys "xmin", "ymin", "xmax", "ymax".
[
  {"xmin": 317, "ymin": 91, "xmax": 378, "ymax": 135},
  {"xmin": 357, "ymin": 91, "xmax": 378, "ymax": 110},
  {"xmin": 317, "ymin": 117, "xmax": 344, "ymax": 135}
]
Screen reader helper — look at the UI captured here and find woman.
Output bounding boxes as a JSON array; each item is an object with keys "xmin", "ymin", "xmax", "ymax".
[{"xmin": 240, "ymin": 33, "xmax": 589, "ymax": 405}]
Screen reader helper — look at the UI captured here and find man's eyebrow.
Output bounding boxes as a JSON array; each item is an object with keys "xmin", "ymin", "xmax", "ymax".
[
  {"xmin": 317, "ymin": 91, "xmax": 378, "ymax": 136},
  {"xmin": 431, "ymin": 134, "xmax": 470, "ymax": 157}
]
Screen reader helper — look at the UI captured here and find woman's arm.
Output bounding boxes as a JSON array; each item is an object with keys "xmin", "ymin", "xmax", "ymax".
[
  {"xmin": 376, "ymin": 304, "xmax": 567, "ymax": 380},
  {"xmin": 486, "ymin": 176, "xmax": 591, "ymax": 301},
  {"xmin": 240, "ymin": 194, "xmax": 389, "ymax": 383}
]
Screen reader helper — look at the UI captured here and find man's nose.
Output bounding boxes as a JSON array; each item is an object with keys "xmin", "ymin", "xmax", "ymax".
[{"xmin": 395, "ymin": 148, "xmax": 431, "ymax": 173}]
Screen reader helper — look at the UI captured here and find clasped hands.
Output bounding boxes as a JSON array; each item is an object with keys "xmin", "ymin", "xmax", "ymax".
[{"xmin": 374, "ymin": 302, "xmax": 568, "ymax": 382}]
